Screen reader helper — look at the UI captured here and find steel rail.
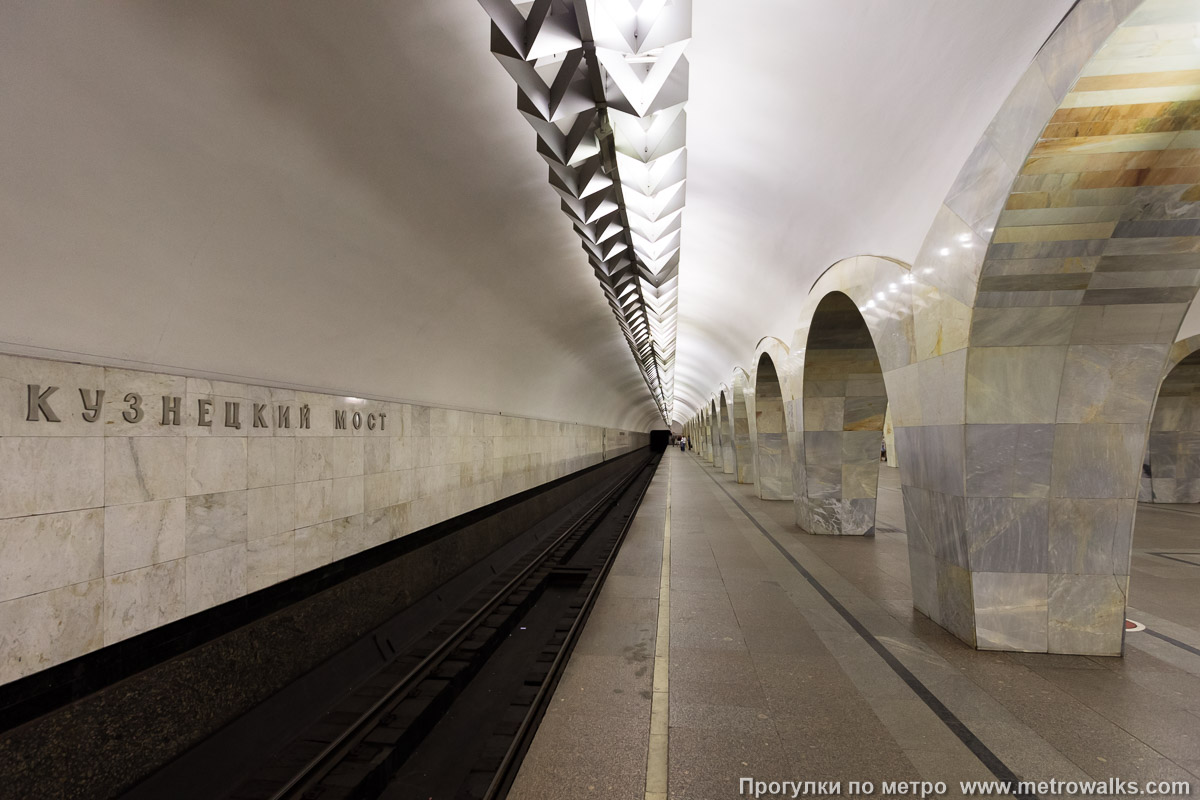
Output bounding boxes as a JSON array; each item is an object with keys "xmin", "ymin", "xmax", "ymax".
[
  {"xmin": 481, "ymin": 456, "xmax": 658, "ymax": 800},
  {"xmin": 266, "ymin": 454, "xmax": 655, "ymax": 800}
]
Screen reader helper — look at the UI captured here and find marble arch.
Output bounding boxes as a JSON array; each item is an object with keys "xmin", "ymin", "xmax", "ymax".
[
  {"xmin": 701, "ymin": 404, "xmax": 712, "ymax": 462},
  {"xmin": 709, "ymin": 397, "xmax": 723, "ymax": 470},
  {"xmin": 797, "ymin": 292, "xmax": 889, "ymax": 536},
  {"xmin": 730, "ymin": 368, "xmax": 756, "ymax": 484},
  {"xmin": 718, "ymin": 387, "xmax": 735, "ymax": 476},
  {"xmin": 749, "ymin": 338, "xmax": 795, "ymax": 501}
]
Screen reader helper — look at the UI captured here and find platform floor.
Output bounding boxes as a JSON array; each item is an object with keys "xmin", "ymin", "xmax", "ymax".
[{"xmin": 509, "ymin": 449, "xmax": 1200, "ymax": 800}]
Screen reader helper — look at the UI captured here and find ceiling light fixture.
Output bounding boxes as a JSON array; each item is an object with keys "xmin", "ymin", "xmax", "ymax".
[{"xmin": 477, "ymin": 0, "xmax": 692, "ymax": 424}]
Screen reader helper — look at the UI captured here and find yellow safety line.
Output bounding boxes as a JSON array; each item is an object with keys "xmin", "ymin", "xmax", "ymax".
[{"xmin": 645, "ymin": 454, "xmax": 671, "ymax": 800}]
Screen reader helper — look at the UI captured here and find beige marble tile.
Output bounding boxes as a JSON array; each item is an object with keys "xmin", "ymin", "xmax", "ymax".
[
  {"xmin": 913, "ymin": 287, "xmax": 971, "ymax": 360},
  {"xmin": 0, "ymin": 509, "xmax": 103, "ymax": 602},
  {"xmin": 185, "ymin": 544, "xmax": 246, "ymax": 614},
  {"xmin": 1050, "ymin": 423, "xmax": 1145, "ymax": 499},
  {"xmin": 296, "ymin": 479, "xmax": 333, "ymax": 528},
  {"xmin": 105, "ymin": 437, "xmax": 186, "ymax": 506},
  {"xmin": 364, "ymin": 437, "xmax": 391, "ymax": 474},
  {"xmin": 295, "ymin": 438, "xmax": 334, "ymax": 482},
  {"xmin": 332, "ymin": 514, "xmax": 367, "ymax": 560},
  {"xmin": 330, "ymin": 437, "xmax": 364, "ymax": 479},
  {"xmin": 1036, "ymin": 0, "xmax": 1119, "ymax": 102},
  {"xmin": 908, "ymin": 549, "xmax": 939, "ymax": 621},
  {"xmin": 966, "ymin": 346, "xmax": 1067, "ymax": 424},
  {"xmin": 247, "ymin": 437, "xmax": 295, "ymax": 489},
  {"xmin": 973, "ymin": 572, "xmax": 1049, "ymax": 653},
  {"xmin": 186, "ymin": 437, "xmax": 247, "ymax": 496},
  {"xmin": 1055, "ymin": 344, "xmax": 1167, "ymax": 424},
  {"xmin": 969, "ymin": 306, "xmax": 1077, "ymax": 348},
  {"xmin": 103, "ymin": 560, "xmax": 186, "ymax": 644},
  {"xmin": 946, "ymin": 138, "xmax": 1016, "ymax": 233},
  {"xmin": 0, "ymin": 437, "xmax": 103, "ymax": 518},
  {"xmin": 935, "ymin": 559, "xmax": 976, "ymax": 646},
  {"xmin": 802, "ymin": 397, "xmax": 843, "ymax": 432},
  {"xmin": 247, "ymin": 486, "xmax": 292, "ymax": 541},
  {"xmin": 184, "ymin": 490, "xmax": 248, "ymax": 555},
  {"xmin": 1047, "ymin": 573, "xmax": 1126, "ymax": 656},
  {"xmin": 364, "ymin": 472, "xmax": 395, "ymax": 512},
  {"xmin": 916, "ymin": 350, "xmax": 967, "ymax": 426},
  {"xmin": 984, "ymin": 59, "xmax": 1058, "ymax": 174},
  {"xmin": 884, "ymin": 364, "xmax": 922, "ymax": 427},
  {"xmin": 0, "ymin": 579, "xmax": 104, "ymax": 683},
  {"xmin": 294, "ymin": 522, "xmax": 336, "ymax": 574},
  {"xmin": 246, "ymin": 531, "xmax": 294, "ymax": 592},
  {"xmin": 332, "ymin": 476, "xmax": 365, "ymax": 520},
  {"xmin": 104, "ymin": 498, "xmax": 185, "ymax": 576},
  {"xmin": 912, "ymin": 205, "xmax": 986, "ymax": 307}
]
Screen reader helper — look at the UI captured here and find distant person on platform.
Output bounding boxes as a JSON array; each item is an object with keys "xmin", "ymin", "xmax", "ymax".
[{"xmin": 679, "ymin": 436, "xmax": 687, "ymax": 452}]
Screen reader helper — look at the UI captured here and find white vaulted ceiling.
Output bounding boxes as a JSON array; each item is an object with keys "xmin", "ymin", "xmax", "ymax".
[
  {"xmin": 0, "ymin": 1, "xmax": 1077, "ymax": 431},
  {"xmin": 674, "ymin": 0, "xmax": 1077, "ymax": 419}
]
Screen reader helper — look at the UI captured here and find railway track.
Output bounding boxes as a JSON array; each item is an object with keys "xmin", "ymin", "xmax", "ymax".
[{"xmin": 226, "ymin": 451, "xmax": 660, "ymax": 800}]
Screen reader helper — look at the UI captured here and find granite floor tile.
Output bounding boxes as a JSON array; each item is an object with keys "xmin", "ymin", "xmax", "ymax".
[{"xmin": 516, "ymin": 451, "xmax": 1200, "ymax": 799}]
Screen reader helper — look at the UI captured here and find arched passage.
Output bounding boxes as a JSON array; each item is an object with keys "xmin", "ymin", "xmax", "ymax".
[
  {"xmin": 709, "ymin": 399, "xmax": 723, "ymax": 469},
  {"xmin": 731, "ymin": 370, "xmax": 756, "ymax": 484},
  {"xmin": 753, "ymin": 352, "xmax": 793, "ymax": 500},
  {"xmin": 719, "ymin": 390, "xmax": 735, "ymax": 475},
  {"xmin": 798, "ymin": 292, "xmax": 888, "ymax": 536},
  {"xmin": 1146, "ymin": 349, "xmax": 1200, "ymax": 503}
]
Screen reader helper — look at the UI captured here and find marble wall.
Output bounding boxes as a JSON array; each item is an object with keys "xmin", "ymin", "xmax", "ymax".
[
  {"xmin": 686, "ymin": 0, "xmax": 1200, "ymax": 656},
  {"xmin": 0, "ymin": 353, "xmax": 648, "ymax": 685}
]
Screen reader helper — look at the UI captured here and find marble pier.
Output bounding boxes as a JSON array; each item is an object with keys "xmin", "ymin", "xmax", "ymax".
[{"xmin": 686, "ymin": 0, "xmax": 1200, "ymax": 655}]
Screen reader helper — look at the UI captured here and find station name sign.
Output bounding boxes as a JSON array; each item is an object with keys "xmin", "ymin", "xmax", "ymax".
[{"xmin": 24, "ymin": 384, "xmax": 389, "ymax": 432}]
